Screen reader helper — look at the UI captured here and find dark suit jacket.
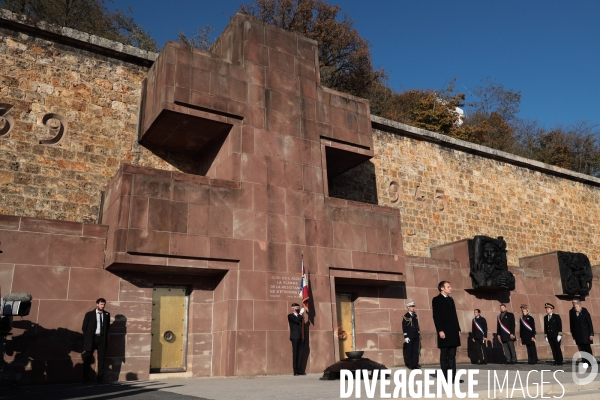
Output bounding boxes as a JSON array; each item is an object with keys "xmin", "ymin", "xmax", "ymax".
[
  {"xmin": 544, "ymin": 313, "xmax": 562, "ymax": 338},
  {"xmin": 571, "ymin": 308, "xmax": 594, "ymax": 344},
  {"xmin": 432, "ymin": 293, "xmax": 461, "ymax": 348},
  {"xmin": 519, "ymin": 314, "xmax": 536, "ymax": 345},
  {"xmin": 82, "ymin": 309, "xmax": 110, "ymax": 352},
  {"xmin": 288, "ymin": 313, "xmax": 304, "ymax": 340},
  {"xmin": 569, "ymin": 308, "xmax": 576, "ymax": 338},
  {"xmin": 496, "ymin": 312, "xmax": 516, "ymax": 342},
  {"xmin": 472, "ymin": 316, "xmax": 487, "ymax": 339}
]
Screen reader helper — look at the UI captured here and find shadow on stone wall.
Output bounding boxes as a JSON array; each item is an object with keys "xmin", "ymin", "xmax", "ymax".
[
  {"xmin": 3, "ymin": 317, "xmax": 129, "ymax": 385},
  {"xmin": 142, "ymin": 145, "xmax": 203, "ymax": 175},
  {"xmin": 328, "ymin": 161, "xmax": 378, "ymax": 205}
]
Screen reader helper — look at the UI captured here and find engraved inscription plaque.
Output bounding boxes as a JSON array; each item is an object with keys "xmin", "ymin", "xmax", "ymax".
[{"xmin": 268, "ymin": 273, "xmax": 301, "ymax": 301}]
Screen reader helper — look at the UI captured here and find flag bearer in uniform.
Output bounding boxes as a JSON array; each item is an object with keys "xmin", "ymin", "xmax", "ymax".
[
  {"xmin": 519, "ymin": 304, "xmax": 538, "ymax": 365},
  {"xmin": 496, "ymin": 303, "xmax": 517, "ymax": 364},
  {"xmin": 402, "ymin": 301, "xmax": 420, "ymax": 369},
  {"xmin": 471, "ymin": 309, "xmax": 487, "ymax": 364},
  {"xmin": 544, "ymin": 302, "xmax": 563, "ymax": 365},
  {"xmin": 288, "ymin": 303, "xmax": 306, "ymax": 375}
]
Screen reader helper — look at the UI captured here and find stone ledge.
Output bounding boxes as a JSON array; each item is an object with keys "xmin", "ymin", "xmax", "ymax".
[
  {"xmin": 0, "ymin": 8, "xmax": 158, "ymax": 66},
  {"xmin": 371, "ymin": 114, "xmax": 600, "ymax": 187}
]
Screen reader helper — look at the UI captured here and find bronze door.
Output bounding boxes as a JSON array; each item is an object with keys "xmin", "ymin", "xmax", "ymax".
[
  {"xmin": 150, "ymin": 287, "xmax": 188, "ymax": 372},
  {"xmin": 336, "ymin": 293, "xmax": 355, "ymax": 359}
]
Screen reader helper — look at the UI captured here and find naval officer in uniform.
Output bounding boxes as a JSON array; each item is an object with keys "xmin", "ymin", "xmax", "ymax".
[
  {"xmin": 402, "ymin": 301, "xmax": 420, "ymax": 369},
  {"xmin": 544, "ymin": 302, "xmax": 563, "ymax": 365}
]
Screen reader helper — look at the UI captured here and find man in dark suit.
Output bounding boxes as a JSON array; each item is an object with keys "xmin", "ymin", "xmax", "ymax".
[
  {"xmin": 288, "ymin": 302, "xmax": 306, "ymax": 376},
  {"xmin": 82, "ymin": 298, "xmax": 110, "ymax": 383},
  {"xmin": 544, "ymin": 303, "xmax": 563, "ymax": 365},
  {"xmin": 571, "ymin": 300, "xmax": 594, "ymax": 357},
  {"xmin": 402, "ymin": 301, "xmax": 420, "ymax": 369},
  {"xmin": 496, "ymin": 303, "xmax": 517, "ymax": 364},
  {"xmin": 432, "ymin": 281, "xmax": 462, "ymax": 383},
  {"xmin": 471, "ymin": 309, "xmax": 487, "ymax": 364},
  {"xmin": 569, "ymin": 299, "xmax": 578, "ymax": 342}
]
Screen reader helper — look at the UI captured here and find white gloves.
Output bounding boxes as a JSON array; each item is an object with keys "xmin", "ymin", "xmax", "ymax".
[
  {"xmin": 545, "ymin": 337, "xmax": 548, "ymax": 342},
  {"xmin": 299, "ymin": 308, "xmax": 305, "ymax": 315},
  {"xmin": 405, "ymin": 338, "xmax": 410, "ymax": 344},
  {"xmin": 557, "ymin": 335, "xmax": 562, "ymax": 342}
]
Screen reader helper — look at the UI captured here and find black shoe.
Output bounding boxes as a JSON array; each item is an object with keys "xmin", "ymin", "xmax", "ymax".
[
  {"xmin": 298, "ymin": 372, "xmax": 306, "ymax": 375},
  {"xmin": 510, "ymin": 361, "xmax": 517, "ymax": 364},
  {"xmin": 414, "ymin": 365, "xmax": 421, "ymax": 369},
  {"xmin": 416, "ymin": 365, "xmax": 422, "ymax": 368},
  {"xmin": 556, "ymin": 362, "xmax": 563, "ymax": 365}
]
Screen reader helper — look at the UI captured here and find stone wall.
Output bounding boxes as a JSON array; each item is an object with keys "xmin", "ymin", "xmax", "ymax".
[
  {"xmin": 0, "ymin": 24, "xmax": 200, "ymax": 224},
  {"xmin": 330, "ymin": 119, "xmax": 600, "ymax": 266}
]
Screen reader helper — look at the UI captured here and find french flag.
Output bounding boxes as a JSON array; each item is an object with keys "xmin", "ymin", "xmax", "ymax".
[{"xmin": 299, "ymin": 259, "xmax": 309, "ymax": 312}]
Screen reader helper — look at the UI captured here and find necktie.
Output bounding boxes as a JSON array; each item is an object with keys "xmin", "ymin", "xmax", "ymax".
[{"xmin": 99, "ymin": 312, "xmax": 103, "ymax": 334}]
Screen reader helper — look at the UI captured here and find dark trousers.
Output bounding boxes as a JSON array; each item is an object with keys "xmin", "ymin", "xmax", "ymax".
[
  {"xmin": 525, "ymin": 344, "xmax": 538, "ymax": 364},
  {"xmin": 405, "ymin": 337, "xmax": 420, "ymax": 368},
  {"xmin": 291, "ymin": 338, "xmax": 304, "ymax": 374},
  {"xmin": 577, "ymin": 343, "xmax": 593, "ymax": 357},
  {"xmin": 548, "ymin": 337, "xmax": 563, "ymax": 363},
  {"xmin": 502, "ymin": 340, "xmax": 516, "ymax": 363},
  {"xmin": 439, "ymin": 346, "xmax": 457, "ymax": 382},
  {"xmin": 474, "ymin": 338, "xmax": 486, "ymax": 363},
  {"xmin": 83, "ymin": 335, "xmax": 106, "ymax": 382}
]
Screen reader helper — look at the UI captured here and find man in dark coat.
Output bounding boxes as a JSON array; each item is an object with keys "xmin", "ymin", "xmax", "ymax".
[
  {"xmin": 571, "ymin": 300, "xmax": 594, "ymax": 357},
  {"xmin": 471, "ymin": 309, "xmax": 487, "ymax": 364},
  {"xmin": 432, "ymin": 281, "xmax": 462, "ymax": 383},
  {"xmin": 82, "ymin": 298, "xmax": 110, "ymax": 383},
  {"xmin": 569, "ymin": 299, "xmax": 578, "ymax": 342},
  {"xmin": 288, "ymin": 302, "xmax": 306, "ymax": 376},
  {"xmin": 496, "ymin": 303, "xmax": 517, "ymax": 364},
  {"xmin": 402, "ymin": 301, "xmax": 420, "ymax": 369},
  {"xmin": 519, "ymin": 304, "xmax": 538, "ymax": 365},
  {"xmin": 544, "ymin": 303, "xmax": 563, "ymax": 365}
]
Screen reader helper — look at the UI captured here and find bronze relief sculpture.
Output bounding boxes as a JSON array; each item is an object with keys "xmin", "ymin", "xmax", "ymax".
[
  {"xmin": 557, "ymin": 251, "xmax": 593, "ymax": 296},
  {"xmin": 468, "ymin": 236, "xmax": 516, "ymax": 290}
]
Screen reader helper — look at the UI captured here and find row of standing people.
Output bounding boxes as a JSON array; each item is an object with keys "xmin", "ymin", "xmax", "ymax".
[
  {"xmin": 476, "ymin": 299, "xmax": 594, "ymax": 366},
  {"xmin": 402, "ymin": 281, "xmax": 595, "ymax": 383}
]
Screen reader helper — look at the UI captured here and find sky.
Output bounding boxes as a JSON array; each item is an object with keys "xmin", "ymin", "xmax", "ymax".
[{"xmin": 112, "ymin": 0, "xmax": 600, "ymax": 129}]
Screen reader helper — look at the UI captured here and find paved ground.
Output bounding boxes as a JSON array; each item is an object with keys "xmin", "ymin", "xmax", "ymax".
[{"xmin": 1, "ymin": 362, "xmax": 600, "ymax": 399}]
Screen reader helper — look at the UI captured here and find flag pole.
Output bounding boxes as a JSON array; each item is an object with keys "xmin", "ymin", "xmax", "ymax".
[{"xmin": 301, "ymin": 252, "xmax": 306, "ymax": 338}]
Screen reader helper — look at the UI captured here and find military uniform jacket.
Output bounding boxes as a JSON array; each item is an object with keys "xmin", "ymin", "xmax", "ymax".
[
  {"xmin": 288, "ymin": 313, "xmax": 303, "ymax": 340},
  {"xmin": 432, "ymin": 293, "xmax": 461, "ymax": 348},
  {"xmin": 472, "ymin": 316, "xmax": 487, "ymax": 339},
  {"xmin": 571, "ymin": 308, "xmax": 594, "ymax": 345},
  {"xmin": 544, "ymin": 313, "xmax": 562, "ymax": 338},
  {"xmin": 402, "ymin": 311, "xmax": 420, "ymax": 339},
  {"xmin": 519, "ymin": 314, "xmax": 536, "ymax": 345},
  {"xmin": 497, "ymin": 312, "xmax": 516, "ymax": 342}
]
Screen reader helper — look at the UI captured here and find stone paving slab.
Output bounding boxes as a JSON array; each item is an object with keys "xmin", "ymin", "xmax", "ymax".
[{"xmin": 1, "ymin": 363, "xmax": 600, "ymax": 399}]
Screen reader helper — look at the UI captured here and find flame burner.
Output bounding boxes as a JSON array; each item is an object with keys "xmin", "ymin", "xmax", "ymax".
[{"xmin": 320, "ymin": 351, "xmax": 386, "ymax": 380}]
